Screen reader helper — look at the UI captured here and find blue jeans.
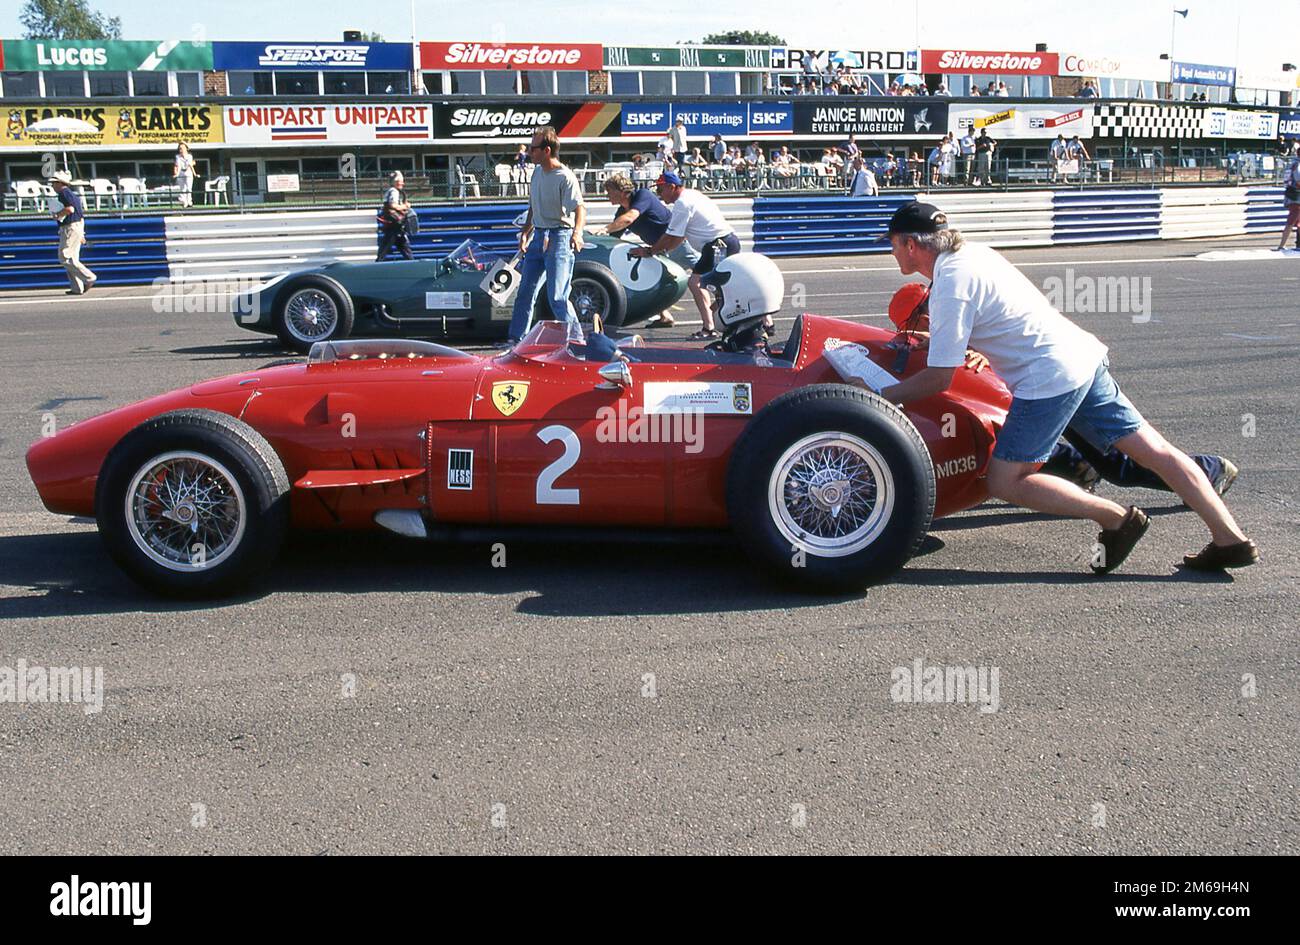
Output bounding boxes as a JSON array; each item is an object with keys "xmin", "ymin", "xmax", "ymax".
[
  {"xmin": 993, "ymin": 358, "xmax": 1145, "ymax": 464},
  {"xmin": 1044, "ymin": 435, "xmax": 1224, "ymax": 492},
  {"xmin": 509, "ymin": 227, "xmax": 579, "ymax": 341}
]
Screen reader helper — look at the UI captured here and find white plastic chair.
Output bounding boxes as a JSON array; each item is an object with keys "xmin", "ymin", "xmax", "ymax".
[
  {"xmin": 118, "ymin": 177, "xmax": 148, "ymax": 208},
  {"xmin": 493, "ymin": 164, "xmax": 513, "ymax": 197},
  {"xmin": 11, "ymin": 180, "xmax": 43, "ymax": 212},
  {"xmin": 204, "ymin": 175, "xmax": 230, "ymax": 206},
  {"xmin": 89, "ymin": 178, "xmax": 119, "ymax": 209},
  {"xmin": 455, "ymin": 165, "xmax": 481, "ymax": 199}
]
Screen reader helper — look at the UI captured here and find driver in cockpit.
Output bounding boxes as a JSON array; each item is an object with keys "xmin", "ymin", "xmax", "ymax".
[{"xmin": 697, "ymin": 253, "xmax": 786, "ymax": 360}]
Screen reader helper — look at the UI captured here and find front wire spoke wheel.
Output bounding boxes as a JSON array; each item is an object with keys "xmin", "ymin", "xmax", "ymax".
[{"xmin": 125, "ymin": 452, "xmax": 247, "ymax": 572}]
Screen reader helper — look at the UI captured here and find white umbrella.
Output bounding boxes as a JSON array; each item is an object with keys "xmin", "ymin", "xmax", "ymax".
[
  {"xmin": 25, "ymin": 116, "xmax": 98, "ymax": 135},
  {"xmin": 24, "ymin": 117, "xmax": 98, "ymax": 181}
]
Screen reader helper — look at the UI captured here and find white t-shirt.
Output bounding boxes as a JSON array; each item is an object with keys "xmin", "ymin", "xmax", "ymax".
[
  {"xmin": 665, "ymin": 189, "xmax": 732, "ymax": 249},
  {"xmin": 927, "ymin": 242, "xmax": 1107, "ymax": 399}
]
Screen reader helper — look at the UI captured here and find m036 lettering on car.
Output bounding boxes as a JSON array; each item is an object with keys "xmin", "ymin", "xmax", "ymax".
[{"xmin": 447, "ymin": 449, "xmax": 473, "ymax": 490}]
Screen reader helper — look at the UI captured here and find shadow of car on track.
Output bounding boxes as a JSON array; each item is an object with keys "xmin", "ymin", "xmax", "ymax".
[
  {"xmin": 170, "ymin": 340, "xmax": 288, "ymax": 361},
  {"xmin": 0, "ymin": 529, "xmax": 886, "ymax": 621}
]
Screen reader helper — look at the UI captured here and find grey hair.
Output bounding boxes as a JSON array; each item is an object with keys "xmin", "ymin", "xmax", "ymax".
[
  {"xmin": 907, "ymin": 229, "xmax": 965, "ymax": 254},
  {"xmin": 387, "ymin": 170, "xmax": 404, "ymax": 183},
  {"xmin": 604, "ymin": 172, "xmax": 636, "ymax": 196}
]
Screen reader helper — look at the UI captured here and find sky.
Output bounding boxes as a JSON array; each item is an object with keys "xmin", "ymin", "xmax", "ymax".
[{"xmin": 1, "ymin": 0, "xmax": 1296, "ymax": 72}]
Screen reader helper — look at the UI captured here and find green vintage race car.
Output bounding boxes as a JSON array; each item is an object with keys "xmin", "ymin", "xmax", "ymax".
[{"xmin": 234, "ymin": 235, "xmax": 690, "ymax": 352}]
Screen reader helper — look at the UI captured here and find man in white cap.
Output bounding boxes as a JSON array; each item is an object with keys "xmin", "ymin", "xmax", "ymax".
[{"xmin": 49, "ymin": 170, "xmax": 96, "ymax": 294}]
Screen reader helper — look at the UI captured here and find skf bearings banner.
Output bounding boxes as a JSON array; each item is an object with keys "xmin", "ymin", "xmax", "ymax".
[
  {"xmin": 1, "ymin": 104, "xmax": 223, "ymax": 147},
  {"xmin": 224, "ymin": 104, "xmax": 432, "ymax": 146},
  {"xmin": 621, "ymin": 103, "xmax": 791, "ymax": 137},
  {"xmin": 1, "ymin": 39, "xmax": 213, "ymax": 71},
  {"xmin": 950, "ymin": 105, "xmax": 1094, "ymax": 139}
]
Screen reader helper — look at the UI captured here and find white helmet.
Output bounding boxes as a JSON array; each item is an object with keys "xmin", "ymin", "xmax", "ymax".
[{"xmin": 699, "ymin": 252, "xmax": 784, "ymax": 330}]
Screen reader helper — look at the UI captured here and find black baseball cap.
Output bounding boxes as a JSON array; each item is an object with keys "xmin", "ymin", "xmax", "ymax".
[{"xmin": 886, "ymin": 202, "xmax": 949, "ymax": 235}]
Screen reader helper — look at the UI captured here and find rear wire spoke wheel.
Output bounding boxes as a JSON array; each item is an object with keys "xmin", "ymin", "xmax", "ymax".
[
  {"xmin": 570, "ymin": 277, "xmax": 611, "ymax": 327},
  {"xmin": 283, "ymin": 289, "xmax": 337, "ymax": 345},
  {"xmin": 273, "ymin": 275, "xmax": 355, "ymax": 353},
  {"xmin": 770, "ymin": 434, "xmax": 895, "ymax": 557}
]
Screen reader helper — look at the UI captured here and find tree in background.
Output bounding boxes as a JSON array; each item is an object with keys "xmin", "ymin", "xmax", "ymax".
[
  {"xmin": 695, "ymin": 31, "xmax": 786, "ymax": 46},
  {"xmin": 21, "ymin": 0, "xmax": 122, "ymax": 39}
]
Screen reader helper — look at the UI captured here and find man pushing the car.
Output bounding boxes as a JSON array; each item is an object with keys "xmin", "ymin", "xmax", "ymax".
[{"xmin": 874, "ymin": 201, "xmax": 1257, "ymax": 574}]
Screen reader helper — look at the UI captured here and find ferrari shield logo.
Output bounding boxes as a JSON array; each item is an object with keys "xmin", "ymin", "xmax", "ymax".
[{"xmin": 491, "ymin": 381, "xmax": 529, "ymax": 416}]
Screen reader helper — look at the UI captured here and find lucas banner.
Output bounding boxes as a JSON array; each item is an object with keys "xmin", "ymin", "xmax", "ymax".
[
  {"xmin": 950, "ymin": 105, "xmax": 1094, "ymax": 139},
  {"xmin": 0, "ymin": 39, "xmax": 213, "ymax": 71},
  {"xmin": 793, "ymin": 101, "xmax": 947, "ymax": 137},
  {"xmin": 2, "ymin": 104, "xmax": 223, "ymax": 147}
]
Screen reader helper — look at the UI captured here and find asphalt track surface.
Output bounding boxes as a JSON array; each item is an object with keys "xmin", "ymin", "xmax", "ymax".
[{"xmin": 1, "ymin": 235, "xmax": 1296, "ymax": 855}]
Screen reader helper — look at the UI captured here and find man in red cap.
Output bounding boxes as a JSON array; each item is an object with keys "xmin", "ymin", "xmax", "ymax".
[{"xmin": 874, "ymin": 201, "xmax": 1255, "ymax": 573}]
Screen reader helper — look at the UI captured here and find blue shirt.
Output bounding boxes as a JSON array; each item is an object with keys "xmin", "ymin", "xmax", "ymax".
[
  {"xmin": 622, "ymin": 187, "xmax": 672, "ymax": 244},
  {"xmin": 57, "ymin": 188, "xmax": 85, "ymax": 225}
]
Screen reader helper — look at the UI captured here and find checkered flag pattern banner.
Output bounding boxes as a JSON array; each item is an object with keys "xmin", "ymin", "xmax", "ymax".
[{"xmin": 1093, "ymin": 104, "xmax": 1205, "ymax": 138}]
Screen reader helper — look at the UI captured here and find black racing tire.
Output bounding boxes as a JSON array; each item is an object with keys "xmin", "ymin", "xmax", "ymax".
[
  {"xmin": 534, "ymin": 260, "xmax": 629, "ymax": 331},
  {"xmin": 727, "ymin": 384, "xmax": 936, "ymax": 593},
  {"xmin": 95, "ymin": 409, "xmax": 291, "ymax": 598},
  {"xmin": 273, "ymin": 274, "xmax": 355, "ymax": 353}
]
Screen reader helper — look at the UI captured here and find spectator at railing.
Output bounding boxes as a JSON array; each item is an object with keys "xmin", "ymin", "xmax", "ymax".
[
  {"xmin": 838, "ymin": 133, "xmax": 860, "ymax": 162},
  {"xmin": 846, "ymin": 156, "xmax": 879, "ymax": 197},
  {"xmin": 682, "ymin": 147, "xmax": 709, "ymax": 184},
  {"xmin": 772, "ymin": 146, "xmax": 800, "ymax": 183},
  {"xmin": 1079, "ymin": 79, "xmax": 1099, "ymax": 98},
  {"xmin": 959, "ymin": 130, "xmax": 976, "ymax": 184},
  {"xmin": 910, "ymin": 151, "xmax": 924, "ymax": 187},
  {"xmin": 973, "ymin": 130, "xmax": 997, "ymax": 186},
  {"xmin": 881, "ymin": 153, "xmax": 899, "ymax": 187},
  {"xmin": 970, "ymin": 85, "xmax": 983, "ymax": 97},
  {"xmin": 935, "ymin": 80, "xmax": 951, "ymax": 96},
  {"xmin": 821, "ymin": 147, "xmax": 845, "ymax": 178},
  {"xmin": 710, "ymin": 134, "xmax": 727, "ymax": 163},
  {"xmin": 996, "ymin": 81, "xmax": 1011, "ymax": 97}
]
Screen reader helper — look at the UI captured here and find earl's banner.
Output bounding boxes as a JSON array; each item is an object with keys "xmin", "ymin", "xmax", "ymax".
[{"xmin": 2, "ymin": 104, "xmax": 223, "ymax": 147}]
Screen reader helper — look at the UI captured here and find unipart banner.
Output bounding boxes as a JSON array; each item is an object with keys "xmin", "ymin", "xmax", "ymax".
[
  {"xmin": 213, "ymin": 41, "xmax": 412, "ymax": 70},
  {"xmin": 420, "ymin": 42, "xmax": 602, "ymax": 71},
  {"xmin": 922, "ymin": 49, "xmax": 1059, "ymax": 75},
  {"xmin": 1058, "ymin": 52, "xmax": 1168, "ymax": 83},
  {"xmin": 2, "ymin": 104, "xmax": 222, "ymax": 147},
  {"xmin": 950, "ymin": 105, "xmax": 1094, "ymax": 139},
  {"xmin": 794, "ymin": 101, "xmax": 948, "ymax": 137},
  {"xmin": 1, "ymin": 39, "xmax": 213, "ymax": 71},
  {"xmin": 1204, "ymin": 108, "xmax": 1278, "ymax": 140},
  {"xmin": 771, "ymin": 47, "xmax": 919, "ymax": 73},
  {"xmin": 223, "ymin": 104, "xmax": 431, "ymax": 146},
  {"xmin": 433, "ymin": 103, "xmax": 620, "ymax": 140}
]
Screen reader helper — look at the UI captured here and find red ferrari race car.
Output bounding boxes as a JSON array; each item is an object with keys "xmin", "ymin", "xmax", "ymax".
[{"xmin": 26, "ymin": 255, "xmax": 1010, "ymax": 597}]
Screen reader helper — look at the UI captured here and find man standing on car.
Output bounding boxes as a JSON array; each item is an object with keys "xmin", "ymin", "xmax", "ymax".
[
  {"xmin": 508, "ymin": 124, "xmax": 585, "ymax": 344},
  {"xmin": 49, "ymin": 170, "xmax": 96, "ymax": 295},
  {"xmin": 630, "ymin": 171, "xmax": 743, "ymax": 341},
  {"xmin": 875, "ymin": 202, "xmax": 1257, "ymax": 573},
  {"xmin": 598, "ymin": 172, "xmax": 698, "ymax": 327},
  {"xmin": 375, "ymin": 171, "xmax": 414, "ymax": 261}
]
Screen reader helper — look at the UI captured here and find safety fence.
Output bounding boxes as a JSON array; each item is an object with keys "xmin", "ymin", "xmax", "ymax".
[
  {"xmin": 0, "ymin": 188, "xmax": 1285, "ymax": 289},
  {"xmin": 751, "ymin": 186, "xmax": 1287, "ymax": 256}
]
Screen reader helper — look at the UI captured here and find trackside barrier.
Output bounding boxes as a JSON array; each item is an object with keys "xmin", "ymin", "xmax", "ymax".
[
  {"xmin": 0, "ymin": 216, "xmax": 168, "ymax": 290},
  {"xmin": 0, "ymin": 191, "xmax": 1286, "ymax": 290},
  {"xmin": 161, "ymin": 199, "xmax": 754, "ymax": 282}
]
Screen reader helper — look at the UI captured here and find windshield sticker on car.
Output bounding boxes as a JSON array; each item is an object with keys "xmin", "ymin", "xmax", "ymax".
[
  {"xmin": 644, "ymin": 382, "xmax": 753, "ymax": 415},
  {"xmin": 426, "ymin": 291, "xmax": 471, "ymax": 310},
  {"xmin": 447, "ymin": 449, "xmax": 474, "ymax": 489}
]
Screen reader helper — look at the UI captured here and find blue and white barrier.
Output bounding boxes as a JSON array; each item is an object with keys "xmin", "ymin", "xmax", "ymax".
[{"xmin": 0, "ymin": 189, "xmax": 1286, "ymax": 289}]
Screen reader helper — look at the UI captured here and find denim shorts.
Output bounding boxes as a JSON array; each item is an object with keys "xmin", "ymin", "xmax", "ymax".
[{"xmin": 993, "ymin": 359, "xmax": 1146, "ymax": 464}]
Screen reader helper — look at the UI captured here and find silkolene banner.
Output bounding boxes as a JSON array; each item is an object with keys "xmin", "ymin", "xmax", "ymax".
[
  {"xmin": 432, "ymin": 102, "xmax": 620, "ymax": 140},
  {"xmin": 921, "ymin": 48, "xmax": 1059, "ymax": 75},
  {"xmin": 212, "ymin": 41, "xmax": 412, "ymax": 71},
  {"xmin": 223, "ymin": 104, "xmax": 432, "ymax": 146},
  {"xmin": 0, "ymin": 39, "xmax": 213, "ymax": 71},
  {"xmin": 2, "ymin": 104, "xmax": 223, "ymax": 147},
  {"xmin": 420, "ymin": 42, "xmax": 602, "ymax": 71},
  {"xmin": 793, "ymin": 101, "xmax": 949, "ymax": 137},
  {"xmin": 949, "ymin": 105, "xmax": 1095, "ymax": 140}
]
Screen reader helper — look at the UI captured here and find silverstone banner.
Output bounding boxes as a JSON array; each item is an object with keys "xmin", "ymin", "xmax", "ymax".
[
  {"xmin": 921, "ymin": 48, "xmax": 1058, "ymax": 75},
  {"xmin": 420, "ymin": 42, "xmax": 602, "ymax": 71},
  {"xmin": 1203, "ymin": 108, "xmax": 1279, "ymax": 140},
  {"xmin": 949, "ymin": 105, "xmax": 1095, "ymax": 139},
  {"xmin": 213, "ymin": 41, "xmax": 412, "ymax": 70},
  {"xmin": 620, "ymin": 103, "xmax": 792, "ymax": 138},
  {"xmin": 2, "ymin": 104, "xmax": 223, "ymax": 147},
  {"xmin": 223, "ymin": 103, "xmax": 431, "ymax": 146},
  {"xmin": 0, "ymin": 39, "xmax": 212, "ymax": 71},
  {"xmin": 793, "ymin": 101, "xmax": 947, "ymax": 138},
  {"xmin": 433, "ymin": 102, "xmax": 620, "ymax": 140}
]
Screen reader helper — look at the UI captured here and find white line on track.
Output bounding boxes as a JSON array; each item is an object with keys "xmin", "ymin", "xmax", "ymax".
[{"xmin": 778, "ymin": 253, "xmax": 1287, "ymax": 275}]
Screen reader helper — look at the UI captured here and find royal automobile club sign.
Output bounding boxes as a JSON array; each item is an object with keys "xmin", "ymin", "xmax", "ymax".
[{"xmin": 793, "ymin": 101, "xmax": 948, "ymax": 137}]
